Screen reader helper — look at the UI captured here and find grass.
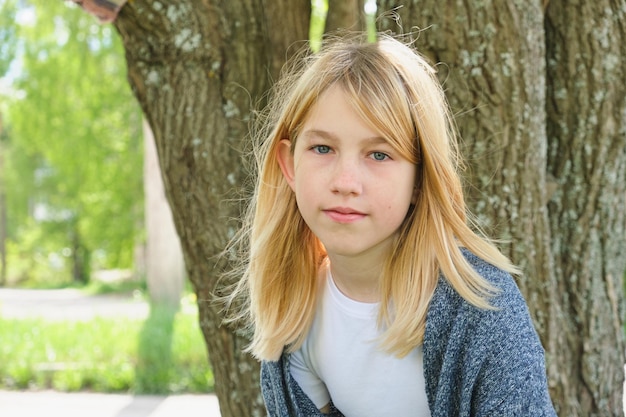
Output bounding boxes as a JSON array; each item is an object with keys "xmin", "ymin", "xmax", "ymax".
[{"xmin": 0, "ymin": 298, "xmax": 214, "ymax": 394}]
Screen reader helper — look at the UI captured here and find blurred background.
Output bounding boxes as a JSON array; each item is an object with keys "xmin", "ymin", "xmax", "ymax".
[{"xmin": 0, "ymin": 0, "xmax": 210, "ymax": 396}]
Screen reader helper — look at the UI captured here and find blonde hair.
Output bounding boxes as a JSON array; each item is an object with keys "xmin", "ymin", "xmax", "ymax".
[{"xmin": 227, "ymin": 32, "xmax": 519, "ymax": 361}]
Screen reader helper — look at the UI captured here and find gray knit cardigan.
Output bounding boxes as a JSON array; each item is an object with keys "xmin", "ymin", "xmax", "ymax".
[{"xmin": 260, "ymin": 251, "xmax": 557, "ymax": 416}]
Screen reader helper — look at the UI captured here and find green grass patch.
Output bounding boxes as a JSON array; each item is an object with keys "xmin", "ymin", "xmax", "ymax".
[
  {"xmin": 79, "ymin": 278, "xmax": 148, "ymax": 297},
  {"xmin": 0, "ymin": 303, "xmax": 213, "ymax": 394},
  {"xmin": 12, "ymin": 273, "xmax": 147, "ymax": 296}
]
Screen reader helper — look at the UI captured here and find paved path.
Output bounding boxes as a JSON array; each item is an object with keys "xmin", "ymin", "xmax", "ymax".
[
  {"xmin": 0, "ymin": 390, "xmax": 221, "ymax": 417},
  {"xmin": 0, "ymin": 288, "xmax": 150, "ymax": 320}
]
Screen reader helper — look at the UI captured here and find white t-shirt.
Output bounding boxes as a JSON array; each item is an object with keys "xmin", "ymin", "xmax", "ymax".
[{"xmin": 289, "ymin": 271, "xmax": 431, "ymax": 417}]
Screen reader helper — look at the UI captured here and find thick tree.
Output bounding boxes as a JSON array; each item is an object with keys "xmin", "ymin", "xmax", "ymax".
[
  {"xmin": 545, "ymin": 2, "xmax": 625, "ymax": 413},
  {"xmin": 105, "ymin": 1, "xmax": 624, "ymax": 416},
  {"xmin": 113, "ymin": 1, "xmax": 310, "ymax": 415},
  {"xmin": 377, "ymin": 1, "xmax": 626, "ymax": 416}
]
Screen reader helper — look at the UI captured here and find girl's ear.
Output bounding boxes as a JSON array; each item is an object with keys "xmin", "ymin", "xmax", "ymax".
[{"xmin": 276, "ymin": 139, "xmax": 296, "ymax": 191}]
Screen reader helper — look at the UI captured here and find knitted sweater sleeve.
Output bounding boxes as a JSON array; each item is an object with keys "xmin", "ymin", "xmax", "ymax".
[{"xmin": 423, "ymin": 252, "xmax": 557, "ymax": 416}]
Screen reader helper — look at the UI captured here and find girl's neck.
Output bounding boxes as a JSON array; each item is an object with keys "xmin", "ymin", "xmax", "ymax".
[{"xmin": 326, "ymin": 254, "xmax": 384, "ymax": 303}]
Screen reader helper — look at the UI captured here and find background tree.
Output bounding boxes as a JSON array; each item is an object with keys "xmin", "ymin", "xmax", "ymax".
[
  {"xmin": 326, "ymin": 0, "xmax": 365, "ymax": 32},
  {"xmin": 0, "ymin": 0, "xmax": 19, "ymax": 285},
  {"xmin": 5, "ymin": 0, "xmax": 143, "ymax": 284},
  {"xmin": 0, "ymin": 117, "xmax": 7, "ymax": 285},
  {"xmin": 143, "ymin": 118, "xmax": 185, "ymax": 308},
  {"xmin": 0, "ymin": 0, "xmax": 18, "ymax": 77},
  {"xmin": 377, "ymin": 1, "xmax": 626, "ymax": 415}
]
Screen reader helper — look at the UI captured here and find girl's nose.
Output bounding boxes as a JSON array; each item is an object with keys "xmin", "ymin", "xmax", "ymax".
[{"xmin": 330, "ymin": 158, "xmax": 363, "ymax": 196}]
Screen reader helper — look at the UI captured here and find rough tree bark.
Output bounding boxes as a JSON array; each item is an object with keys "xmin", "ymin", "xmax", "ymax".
[
  {"xmin": 545, "ymin": 1, "xmax": 626, "ymax": 414},
  {"xmin": 113, "ymin": 2, "xmax": 310, "ymax": 416},
  {"xmin": 326, "ymin": 0, "xmax": 366, "ymax": 32},
  {"xmin": 377, "ymin": 1, "xmax": 626, "ymax": 415}
]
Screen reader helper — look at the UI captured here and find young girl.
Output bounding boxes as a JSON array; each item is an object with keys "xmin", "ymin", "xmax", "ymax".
[{"xmin": 229, "ymin": 32, "xmax": 556, "ymax": 416}]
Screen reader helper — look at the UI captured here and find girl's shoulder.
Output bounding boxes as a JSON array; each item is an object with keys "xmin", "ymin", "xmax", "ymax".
[
  {"xmin": 424, "ymin": 250, "xmax": 556, "ymax": 416},
  {"xmin": 438, "ymin": 248, "xmax": 525, "ymax": 310},
  {"xmin": 426, "ymin": 248, "xmax": 535, "ymax": 344}
]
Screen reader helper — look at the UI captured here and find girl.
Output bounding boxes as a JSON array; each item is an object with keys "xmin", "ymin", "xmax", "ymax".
[{"xmin": 228, "ymin": 33, "xmax": 556, "ymax": 416}]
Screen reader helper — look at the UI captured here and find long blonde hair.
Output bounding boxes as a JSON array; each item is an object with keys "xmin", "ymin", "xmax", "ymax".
[{"xmin": 227, "ymin": 32, "xmax": 519, "ymax": 361}]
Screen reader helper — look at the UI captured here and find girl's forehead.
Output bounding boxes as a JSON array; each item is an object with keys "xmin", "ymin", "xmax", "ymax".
[{"xmin": 301, "ymin": 85, "xmax": 384, "ymax": 132}]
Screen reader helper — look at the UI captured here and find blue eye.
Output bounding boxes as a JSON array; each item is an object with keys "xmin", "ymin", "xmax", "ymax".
[
  {"xmin": 313, "ymin": 145, "xmax": 331, "ymax": 154},
  {"xmin": 371, "ymin": 152, "xmax": 389, "ymax": 161}
]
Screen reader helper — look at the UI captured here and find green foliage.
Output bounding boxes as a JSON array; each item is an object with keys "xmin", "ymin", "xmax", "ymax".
[
  {"xmin": 310, "ymin": 0, "xmax": 328, "ymax": 52},
  {"xmin": 134, "ymin": 305, "xmax": 178, "ymax": 394},
  {"xmin": 80, "ymin": 276, "xmax": 146, "ymax": 295},
  {"xmin": 4, "ymin": 225, "xmax": 71, "ymax": 286},
  {"xmin": 3, "ymin": 0, "xmax": 143, "ymax": 284},
  {"xmin": 0, "ymin": 0, "xmax": 19, "ymax": 77},
  {"xmin": 0, "ymin": 300, "xmax": 213, "ymax": 394}
]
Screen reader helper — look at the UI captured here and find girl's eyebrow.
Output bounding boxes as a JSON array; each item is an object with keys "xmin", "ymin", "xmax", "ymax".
[
  {"xmin": 301, "ymin": 129, "xmax": 338, "ymax": 142},
  {"xmin": 302, "ymin": 129, "xmax": 388, "ymax": 145}
]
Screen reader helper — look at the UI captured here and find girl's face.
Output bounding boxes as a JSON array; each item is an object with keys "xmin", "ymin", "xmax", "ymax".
[{"xmin": 277, "ymin": 84, "xmax": 417, "ymax": 264}]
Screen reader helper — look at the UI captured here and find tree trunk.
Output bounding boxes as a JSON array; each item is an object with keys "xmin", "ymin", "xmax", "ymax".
[
  {"xmin": 545, "ymin": 1, "xmax": 626, "ymax": 414},
  {"xmin": 113, "ymin": 2, "xmax": 311, "ymax": 416},
  {"xmin": 326, "ymin": 0, "xmax": 366, "ymax": 33},
  {"xmin": 70, "ymin": 224, "xmax": 90, "ymax": 284},
  {"xmin": 377, "ymin": 1, "xmax": 626, "ymax": 415},
  {"xmin": 0, "ymin": 114, "xmax": 6, "ymax": 286},
  {"xmin": 0, "ymin": 189, "xmax": 6, "ymax": 286},
  {"xmin": 143, "ymin": 118, "xmax": 185, "ymax": 309}
]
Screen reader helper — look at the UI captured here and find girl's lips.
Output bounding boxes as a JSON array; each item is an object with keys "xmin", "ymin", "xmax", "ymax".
[{"xmin": 323, "ymin": 208, "xmax": 366, "ymax": 223}]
